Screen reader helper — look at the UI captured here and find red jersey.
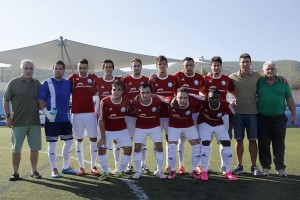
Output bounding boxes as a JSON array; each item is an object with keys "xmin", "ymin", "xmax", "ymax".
[
  {"xmin": 168, "ymin": 94, "xmax": 205, "ymax": 128},
  {"xmin": 133, "ymin": 96, "xmax": 163, "ymax": 129},
  {"xmin": 198, "ymin": 100, "xmax": 235, "ymax": 127},
  {"xmin": 150, "ymin": 75, "xmax": 177, "ymax": 117},
  {"xmin": 203, "ymin": 74, "xmax": 234, "ymax": 101},
  {"xmin": 173, "ymin": 71, "xmax": 205, "ymax": 95},
  {"xmin": 96, "ymin": 76, "xmax": 122, "ymax": 101},
  {"xmin": 99, "ymin": 96, "xmax": 130, "ymax": 131},
  {"xmin": 68, "ymin": 73, "xmax": 98, "ymax": 113},
  {"xmin": 123, "ymin": 75, "xmax": 149, "ymax": 100}
]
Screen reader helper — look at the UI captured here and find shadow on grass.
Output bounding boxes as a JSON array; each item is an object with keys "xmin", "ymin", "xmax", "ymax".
[{"xmin": 130, "ymin": 172, "xmax": 300, "ymax": 200}]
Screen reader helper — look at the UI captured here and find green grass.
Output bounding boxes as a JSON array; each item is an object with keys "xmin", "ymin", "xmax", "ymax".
[{"xmin": 0, "ymin": 127, "xmax": 300, "ymax": 200}]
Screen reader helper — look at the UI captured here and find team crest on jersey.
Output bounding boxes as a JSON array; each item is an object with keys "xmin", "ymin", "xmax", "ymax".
[
  {"xmin": 217, "ymin": 113, "xmax": 222, "ymax": 117},
  {"xmin": 152, "ymin": 107, "xmax": 157, "ymax": 112},
  {"xmin": 185, "ymin": 110, "xmax": 191, "ymax": 115},
  {"xmin": 87, "ymin": 79, "xmax": 92, "ymax": 83},
  {"xmin": 194, "ymin": 80, "xmax": 199, "ymax": 85},
  {"xmin": 221, "ymin": 81, "xmax": 226, "ymax": 86},
  {"xmin": 168, "ymin": 82, "xmax": 173, "ymax": 87},
  {"xmin": 121, "ymin": 107, "xmax": 126, "ymax": 112}
]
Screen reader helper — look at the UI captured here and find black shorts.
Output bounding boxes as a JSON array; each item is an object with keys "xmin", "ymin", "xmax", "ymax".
[{"xmin": 45, "ymin": 121, "xmax": 73, "ymax": 142}]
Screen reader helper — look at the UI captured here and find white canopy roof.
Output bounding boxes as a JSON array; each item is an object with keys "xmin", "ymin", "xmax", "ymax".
[{"xmin": 0, "ymin": 37, "xmax": 181, "ymax": 71}]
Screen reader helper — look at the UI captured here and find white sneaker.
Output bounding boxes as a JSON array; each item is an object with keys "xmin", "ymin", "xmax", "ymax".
[
  {"xmin": 262, "ymin": 168, "xmax": 270, "ymax": 176},
  {"xmin": 220, "ymin": 166, "xmax": 226, "ymax": 175},
  {"xmin": 132, "ymin": 172, "xmax": 142, "ymax": 179},
  {"xmin": 277, "ymin": 169, "xmax": 287, "ymax": 177},
  {"xmin": 155, "ymin": 171, "xmax": 167, "ymax": 179}
]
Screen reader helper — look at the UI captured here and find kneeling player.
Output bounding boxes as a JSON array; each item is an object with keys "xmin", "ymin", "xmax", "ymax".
[
  {"xmin": 198, "ymin": 88, "xmax": 237, "ymax": 181},
  {"xmin": 97, "ymin": 81, "xmax": 132, "ymax": 180},
  {"xmin": 132, "ymin": 83, "xmax": 167, "ymax": 179},
  {"xmin": 167, "ymin": 87, "xmax": 205, "ymax": 180}
]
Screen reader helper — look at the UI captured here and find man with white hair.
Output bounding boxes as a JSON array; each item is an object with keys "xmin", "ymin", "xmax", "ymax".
[
  {"xmin": 257, "ymin": 61, "xmax": 297, "ymax": 177},
  {"xmin": 3, "ymin": 59, "xmax": 42, "ymax": 181}
]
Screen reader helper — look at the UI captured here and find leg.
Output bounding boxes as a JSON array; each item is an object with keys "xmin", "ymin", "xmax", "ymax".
[
  {"xmin": 118, "ymin": 146, "xmax": 132, "ymax": 173},
  {"xmin": 62, "ymin": 139, "xmax": 73, "ymax": 169},
  {"xmin": 258, "ymin": 116, "xmax": 272, "ymax": 169},
  {"xmin": 76, "ymin": 139, "xmax": 85, "ymax": 169},
  {"xmin": 178, "ymin": 135, "xmax": 186, "ymax": 167},
  {"xmin": 30, "ymin": 150, "xmax": 39, "ymax": 173},
  {"xmin": 90, "ymin": 137, "xmax": 98, "ymax": 168},
  {"xmin": 235, "ymin": 139, "xmax": 244, "ymax": 165},
  {"xmin": 48, "ymin": 141, "xmax": 57, "ymax": 170},
  {"xmin": 12, "ymin": 152, "xmax": 21, "ymax": 173},
  {"xmin": 134, "ymin": 144, "xmax": 143, "ymax": 173}
]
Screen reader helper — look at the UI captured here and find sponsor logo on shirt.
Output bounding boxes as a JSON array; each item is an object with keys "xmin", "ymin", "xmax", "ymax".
[{"xmin": 121, "ymin": 107, "xmax": 126, "ymax": 112}]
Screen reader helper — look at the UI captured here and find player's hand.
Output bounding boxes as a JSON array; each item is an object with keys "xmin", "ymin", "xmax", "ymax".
[
  {"xmin": 97, "ymin": 138, "xmax": 105, "ymax": 148},
  {"xmin": 291, "ymin": 115, "xmax": 297, "ymax": 126},
  {"xmin": 42, "ymin": 108, "xmax": 56, "ymax": 122},
  {"xmin": 5, "ymin": 117, "xmax": 13, "ymax": 128},
  {"xmin": 149, "ymin": 73, "xmax": 157, "ymax": 82}
]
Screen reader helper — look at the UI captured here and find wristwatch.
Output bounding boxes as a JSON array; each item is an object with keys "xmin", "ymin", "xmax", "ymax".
[{"xmin": 5, "ymin": 113, "xmax": 11, "ymax": 118}]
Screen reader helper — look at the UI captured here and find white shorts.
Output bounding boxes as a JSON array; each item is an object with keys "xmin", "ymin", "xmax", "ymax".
[
  {"xmin": 160, "ymin": 118, "xmax": 169, "ymax": 135},
  {"xmin": 168, "ymin": 126, "xmax": 199, "ymax": 142},
  {"xmin": 125, "ymin": 116, "xmax": 137, "ymax": 137},
  {"xmin": 101, "ymin": 129, "xmax": 132, "ymax": 150},
  {"xmin": 134, "ymin": 126, "xmax": 163, "ymax": 144},
  {"xmin": 73, "ymin": 113, "xmax": 98, "ymax": 139},
  {"xmin": 198, "ymin": 123, "xmax": 230, "ymax": 141},
  {"xmin": 222, "ymin": 114, "xmax": 229, "ymax": 131}
]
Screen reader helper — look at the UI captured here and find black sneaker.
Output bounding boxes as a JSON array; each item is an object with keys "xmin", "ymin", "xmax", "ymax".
[
  {"xmin": 141, "ymin": 165, "xmax": 151, "ymax": 174},
  {"xmin": 9, "ymin": 172, "xmax": 20, "ymax": 181},
  {"xmin": 232, "ymin": 164, "xmax": 244, "ymax": 175},
  {"xmin": 125, "ymin": 165, "xmax": 134, "ymax": 174},
  {"xmin": 31, "ymin": 171, "xmax": 42, "ymax": 179}
]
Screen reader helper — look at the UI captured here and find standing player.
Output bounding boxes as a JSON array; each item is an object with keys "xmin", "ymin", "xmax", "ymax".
[
  {"xmin": 39, "ymin": 60, "xmax": 75, "ymax": 178},
  {"xmin": 96, "ymin": 59, "xmax": 122, "ymax": 172},
  {"xmin": 202, "ymin": 56, "xmax": 234, "ymax": 173},
  {"xmin": 97, "ymin": 81, "xmax": 132, "ymax": 180},
  {"xmin": 173, "ymin": 57, "xmax": 205, "ymax": 174},
  {"xmin": 131, "ymin": 83, "xmax": 167, "ymax": 179},
  {"xmin": 123, "ymin": 58, "xmax": 150, "ymax": 174},
  {"xmin": 149, "ymin": 55, "xmax": 177, "ymax": 172},
  {"xmin": 198, "ymin": 88, "xmax": 237, "ymax": 181},
  {"xmin": 167, "ymin": 87, "xmax": 205, "ymax": 180},
  {"xmin": 68, "ymin": 58, "xmax": 100, "ymax": 176}
]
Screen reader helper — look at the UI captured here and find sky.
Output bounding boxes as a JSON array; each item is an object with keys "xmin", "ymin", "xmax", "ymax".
[{"xmin": 0, "ymin": 0, "xmax": 299, "ymax": 64}]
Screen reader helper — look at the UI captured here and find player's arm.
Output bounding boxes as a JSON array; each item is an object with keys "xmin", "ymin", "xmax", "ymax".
[
  {"xmin": 97, "ymin": 120, "xmax": 106, "ymax": 148},
  {"xmin": 3, "ymin": 100, "xmax": 12, "ymax": 128},
  {"xmin": 286, "ymin": 97, "xmax": 297, "ymax": 125}
]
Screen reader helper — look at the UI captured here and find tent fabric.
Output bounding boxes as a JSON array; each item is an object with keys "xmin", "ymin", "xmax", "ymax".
[{"xmin": 0, "ymin": 38, "xmax": 181, "ymax": 71}]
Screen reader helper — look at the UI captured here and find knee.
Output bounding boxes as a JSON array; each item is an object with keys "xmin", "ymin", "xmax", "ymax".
[
  {"xmin": 220, "ymin": 140, "xmax": 231, "ymax": 147},
  {"xmin": 202, "ymin": 140, "xmax": 211, "ymax": 146}
]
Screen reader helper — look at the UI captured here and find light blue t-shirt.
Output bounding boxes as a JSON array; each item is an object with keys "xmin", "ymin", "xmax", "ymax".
[{"xmin": 39, "ymin": 78, "xmax": 72, "ymax": 122}]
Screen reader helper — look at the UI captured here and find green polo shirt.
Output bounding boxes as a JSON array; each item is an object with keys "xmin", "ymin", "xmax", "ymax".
[
  {"xmin": 257, "ymin": 76, "xmax": 292, "ymax": 117},
  {"xmin": 4, "ymin": 76, "xmax": 41, "ymax": 127}
]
